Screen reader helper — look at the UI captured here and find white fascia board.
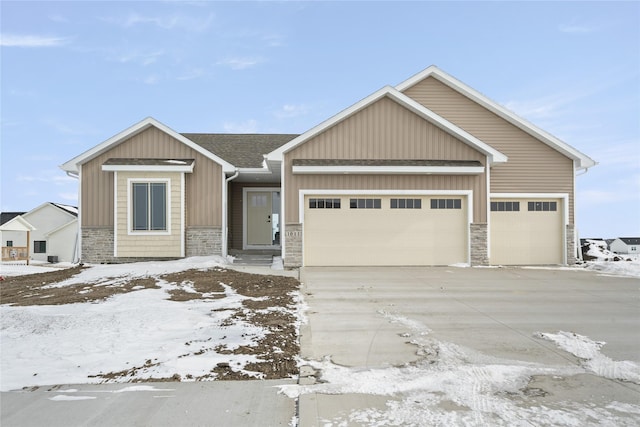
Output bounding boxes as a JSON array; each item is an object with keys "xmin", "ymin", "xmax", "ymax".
[
  {"xmin": 266, "ymin": 86, "xmax": 507, "ymax": 165},
  {"xmin": 60, "ymin": 117, "xmax": 236, "ymax": 173},
  {"xmin": 101, "ymin": 164, "xmax": 194, "ymax": 173},
  {"xmin": 292, "ymin": 165, "xmax": 485, "ymax": 175},
  {"xmin": 44, "ymin": 218, "xmax": 77, "ymax": 237},
  {"xmin": 397, "ymin": 66, "xmax": 596, "ymax": 170},
  {"xmin": 0, "ymin": 215, "xmax": 36, "ymax": 232}
]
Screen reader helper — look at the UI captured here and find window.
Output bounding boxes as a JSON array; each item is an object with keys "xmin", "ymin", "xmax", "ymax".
[
  {"xmin": 309, "ymin": 198, "xmax": 341, "ymax": 209},
  {"xmin": 6, "ymin": 241, "xmax": 13, "ymax": 247},
  {"xmin": 132, "ymin": 182, "xmax": 167, "ymax": 231},
  {"xmin": 527, "ymin": 201, "xmax": 557, "ymax": 212},
  {"xmin": 390, "ymin": 198, "xmax": 422, "ymax": 209},
  {"xmin": 34, "ymin": 241, "xmax": 46, "ymax": 253},
  {"xmin": 491, "ymin": 201, "xmax": 520, "ymax": 212},
  {"xmin": 430, "ymin": 199, "xmax": 462, "ymax": 209},
  {"xmin": 350, "ymin": 198, "xmax": 381, "ymax": 209}
]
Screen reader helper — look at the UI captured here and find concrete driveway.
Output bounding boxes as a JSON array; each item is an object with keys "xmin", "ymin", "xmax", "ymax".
[{"xmin": 297, "ymin": 266, "xmax": 640, "ymax": 426}]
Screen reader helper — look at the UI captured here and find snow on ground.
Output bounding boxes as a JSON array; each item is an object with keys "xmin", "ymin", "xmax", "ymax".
[
  {"xmin": 0, "ymin": 261, "xmax": 73, "ymax": 277},
  {"xmin": 281, "ymin": 314, "xmax": 640, "ymax": 426},
  {"xmin": 580, "ymin": 239, "xmax": 640, "ymax": 277},
  {"xmin": 0, "ymin": 256, "xmax": 279, "ymax": 392}
]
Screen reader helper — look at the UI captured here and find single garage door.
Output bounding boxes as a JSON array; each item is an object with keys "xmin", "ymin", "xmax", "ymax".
[
  {"xmin": 490, "ymin": 198, "xmax": 564, "ymax": 265},
  {"xmin": 303, "ymin": 195, "xmax": 468, "ymax": 266}
]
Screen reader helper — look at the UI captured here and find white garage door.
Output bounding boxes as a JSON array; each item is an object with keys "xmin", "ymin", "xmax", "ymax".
[
  {"xmin": 303, "ymin": 195, "xmax": 468, "ymax": 266},
  {"xmin": 490, "ymin": 198, "xmax": 564, "ymax": 265}
]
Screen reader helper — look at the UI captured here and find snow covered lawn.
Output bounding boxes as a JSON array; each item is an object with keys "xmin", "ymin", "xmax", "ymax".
[{"xmin": 1, "ymin": 257, "xmax": 301, "ymax": 392}]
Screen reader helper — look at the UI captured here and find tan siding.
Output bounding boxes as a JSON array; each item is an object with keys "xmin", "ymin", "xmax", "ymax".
[
  {"xmin": 81, "ymin": 126, "xmax": 223, "ymax": 227},
  {"xmin": 284, "ymin": 97, "xmax": 487, "ymax": 223},
  {"xmin": 116, "ymin": 171, "xmax": 182, "ymax": 257},
  {"xmin": 403, "ymin": 77, "xmax": 574, "ymax": 223}
]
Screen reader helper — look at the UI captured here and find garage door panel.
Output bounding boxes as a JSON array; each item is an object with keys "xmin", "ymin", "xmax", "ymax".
[
  {"xmin": 490, "ymin": 198, "xmax": 563, "ymax": 265},
  {"xmin": 304, "ymin": 195, "xmax": 467, "ymax": 266}
]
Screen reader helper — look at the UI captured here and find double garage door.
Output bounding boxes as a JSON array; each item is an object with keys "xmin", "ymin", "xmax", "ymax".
[
  {"xmin": 303, "ymin": 195, "xmax": 468, "ymax": 266},
  {"xmin": 490, "ymin": 198, "xmax": 564, "ymax": 265}
]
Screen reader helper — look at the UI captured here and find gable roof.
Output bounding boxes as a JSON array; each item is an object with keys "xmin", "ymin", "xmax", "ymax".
[
  {"xmin": 22, "ymin": 202, "xmax": 78, "ymax": 220},
  {"xmin": 182, "ymin": 133, "xmax": 298, "ymax": 168},
  {"xmin": 616, "ymin": 237, "xmax": 640, "ymax": 245},
  {"xmin": 396, "ymin": 65, "xmax": 596, "ymax": 171},
  {"xmin": 266, "ymin": 86, "xmax": 508, "ymax": 165},
  {"xmin": 60, "ymin": 117, "xmax": 236, "ymax": 174},
  {"xmin": 1, "ymin": 212, "xmax": 26, "ymax": 226},
  {"xmin": 0, "ymin": 215, "xmax": 36, "ymax": 232}
]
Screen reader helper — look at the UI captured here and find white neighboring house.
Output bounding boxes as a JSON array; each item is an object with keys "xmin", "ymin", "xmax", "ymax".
[
  {"xmin": 609, "ymin": 237, "xmax": 640, "ymax": 255},
  {"xmin": 0, "ymin": 203, "xmax": 78, "ymax": 263}
]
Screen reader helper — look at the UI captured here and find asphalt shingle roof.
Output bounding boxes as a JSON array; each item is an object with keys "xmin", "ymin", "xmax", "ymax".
[{"xmin": 182, "ymin": 134, "xmax": 299, "ymax": 168}]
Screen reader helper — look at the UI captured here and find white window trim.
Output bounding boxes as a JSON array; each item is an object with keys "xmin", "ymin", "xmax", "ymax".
[
  {"xmin": 292, "ymin": 165, "xmax": 485, "ymax": 175},
  {"xmin": 127, "ymin": 178, "xmax": 172, "ymax": 236},
  {"xmin": 490, "ymin": 193, "xmax": 569, "ymax": 265},
  {"xmin": 299, "ymin": 189, "xmax": 473, "ymax": 266}
]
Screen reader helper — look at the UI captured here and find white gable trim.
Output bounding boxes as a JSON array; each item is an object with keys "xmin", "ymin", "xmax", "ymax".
[
  {"xmin": 266, "ymin": 86, "xmax": 507, "ymax": 165},
  {"xmin": 397, "ymin": 66, "xmax": 596, "ymax": 171},
  {"xmin": 60, "ymin": 117, "xmax": 235, "ymax": 173},
  {"xmin": 102, "ymin": 164, "xmax": 195, "ymax": 173},
  {"xmin": 292, "ymin": 165, "xmax": 485, "ymax": 175},
  {"xmin": 0, "ymin": 215, "xmax": 36, "ymax": 232},
  {"xmin": 23, "ymin": 202, "xmax": 77, "ymax": 221}
]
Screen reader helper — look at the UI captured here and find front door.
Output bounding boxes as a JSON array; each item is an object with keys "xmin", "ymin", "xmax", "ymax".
[{"xmin": 246, "ymin": 190, "xmax": 280, "ymax": 247}]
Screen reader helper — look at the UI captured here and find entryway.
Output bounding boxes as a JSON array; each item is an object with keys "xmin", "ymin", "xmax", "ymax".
[{"xmin": 243, "ymin": 188, "xmax": 281, "ymax": 250}]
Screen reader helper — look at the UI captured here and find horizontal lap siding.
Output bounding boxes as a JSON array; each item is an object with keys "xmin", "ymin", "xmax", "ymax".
[
  {"xmin": 116, "ymin": 171, "xmax": 182, "ymax": 257},
  {"xmin": 403, "ymin": 77, "xmax": 574, "ymax": 223},
  {"xmin": 81, "ymin": 126, "xmax": 222, "ymax": 227},
  {"xmin": 285, "ymin": 97, "xmax": 486, "ymax": 223}
]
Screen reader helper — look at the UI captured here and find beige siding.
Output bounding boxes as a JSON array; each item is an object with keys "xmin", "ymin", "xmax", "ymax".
[
  {"xmin": 284, "ymin": 97, "xmax": 487, "ymax": 223},
  {"xmin": 403, "ymin": 77, "xmax": 575, "ymax": 223},
  {"xmin": 82, "ymin": 126, "xmax": 223, "ymax": 227},
  {"xmin": 115, "ymin": 171, "xmax": 182, "ymax": 257}
]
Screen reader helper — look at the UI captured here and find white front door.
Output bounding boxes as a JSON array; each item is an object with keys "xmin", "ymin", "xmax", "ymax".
[{"xmin": 245, "ymin": 189, "xmax": 280, "ymax": 248}]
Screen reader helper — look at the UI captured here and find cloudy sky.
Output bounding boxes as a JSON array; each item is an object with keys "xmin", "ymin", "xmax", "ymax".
[{"xmin": 1, "ymin": 1, "xmax": 638, "ymax": 238}]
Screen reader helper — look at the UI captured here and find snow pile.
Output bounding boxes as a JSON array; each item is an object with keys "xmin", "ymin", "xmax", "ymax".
[
  {"xmin": 580, "ymin": 239, "xmax": 640, "ymax": 278},
  {"xmin": 536, "ymin": 331, "xmax": 640, "ymax": 384},
  {"xmin": 0, "ymin": 256, "xmax": 278, "ymax": 392},
  {"xmin": 281, "ymin": 315, "xmax": 640, "ymax": 426}
]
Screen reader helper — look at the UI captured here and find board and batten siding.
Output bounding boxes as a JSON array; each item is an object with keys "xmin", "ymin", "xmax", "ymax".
[
  {"xmin": 284, "ymin": 96, "xmax": 487, "ymax": 223},
  {"xmin": 403, "ymin": 77, "xmax": 575, "ymax": 223},
  {"xmin": 115, "ymin": 171, "xmax": 182, "ymax": 257},
  {"xmin": 81, "ymin": 126, "xmax": 223, "ymax": 227}
]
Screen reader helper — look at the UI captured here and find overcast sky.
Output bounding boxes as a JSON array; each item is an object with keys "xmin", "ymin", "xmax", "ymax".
[{"xmin": 1, "ymin": 1, "xmax": 638, "ymax": 238}]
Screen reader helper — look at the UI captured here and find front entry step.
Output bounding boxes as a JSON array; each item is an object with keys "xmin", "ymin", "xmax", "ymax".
[{"xmin": 232, "ymin": 254, "xmax": 274, "ymax": 266}]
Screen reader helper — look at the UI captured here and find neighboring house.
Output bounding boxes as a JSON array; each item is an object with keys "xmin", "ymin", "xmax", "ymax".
[
  {"xmin": 60, "ymin": 65, "xmax": 595, "ymax": 267},
  {"xmin": 0, "ymin": 203, "xmax": 78, "ymax": 263},
  {"xmin": 610, "ymin": 238, "xmax": 640, "ymax": 255}
]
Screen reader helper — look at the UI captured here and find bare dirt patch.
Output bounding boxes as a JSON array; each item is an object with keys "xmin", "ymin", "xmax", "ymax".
[{"xmin": 1, "ymin": 265, "xmax": 301, "ymax": 381}]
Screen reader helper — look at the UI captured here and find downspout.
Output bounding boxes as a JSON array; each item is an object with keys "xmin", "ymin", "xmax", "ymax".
[
  {"xmin": 222, "ymin": 169, "xmax": 240, "ymax": 258},
  {"xmin": 66, "ymin": 170, "xmax": 81, "ymax": 264}
]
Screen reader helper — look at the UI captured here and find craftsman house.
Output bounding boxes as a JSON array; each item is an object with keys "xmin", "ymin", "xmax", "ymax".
[{"xmin": 60, "ymin": 66, "xmax": 595, "ymax": 267}]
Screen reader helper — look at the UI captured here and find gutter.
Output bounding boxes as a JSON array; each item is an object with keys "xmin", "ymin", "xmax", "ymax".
[{"xmin": 222, "ymin": 169, "xmax": 240, "ymax": 258}]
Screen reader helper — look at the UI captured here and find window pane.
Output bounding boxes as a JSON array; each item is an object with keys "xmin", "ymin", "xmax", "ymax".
[
  {"xmin": 309, "ymin": 199, "xmax": 316, "ymax": 209},
  {"xmin": 454, "ymin": 199, "xmax": 461, "ymax": 209},
  {"xmin": 391, "ymin": 199, "xmax": 398, "ymax": 209},
  {"xmin": 334, "ymin": 199, "xmax": 341, "ymax": 209},
  {"xmin": 365, "ymin": 199, "xmax": 373, "ymax": 209},
  {"xmin": 406, "ymin": 199, "xmax": 413, "ymax": 209},
  {"xmin": 350, "ymin": 199, "xmax": 357, "ymax": 209},
  {"xmin": 543, "ymin": 201, "xmax": 550, "ymax": 211},
  {"xmin": 446, "ymin": 199, "xmax": 454, "ymax": 209},
  {"xmin": 514, "ymin": 202, "xmax": 520, "ymax": 211},
  {"xmin": 490, "ymin": 202, "xmax": 497, "ymax": 211},
  {"xmin": 133, "ymin": 183, "xmax": 149, "ymax": 230},
  {"xmin": 528, "ymin": 202, "xmax": 535, "ymax": 211},
  {"xmin": 358, "ymin": 199, "xmax": 366, "ymax": 209},
  {"xmin": 373, "ymin": 199, "xmax": 381, "ymax": 209},
  {"xmin": 431, "ymin": 199, "xmax": 438, "ymax": 209},
  {"xmin": 398, "ymin": 199, "xmax": 406, "ymax": 209},
  {"xmin": 150, "ymin": 183, "xmax": 166, "ymax": 230},
  {"xmin": 550, "ymin": 201, "xmax": 557, "ymax": 211},
  {"xmin": 317, "ymin": 199, "xmax": 325, "ymax": 209},
  {"xmin": 505, "ymin": 202, "xmax": 512, "ymax": 212},
  {"xmin": 415, "ymin": 199, "xmax": 421, "ymax": 209}
]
